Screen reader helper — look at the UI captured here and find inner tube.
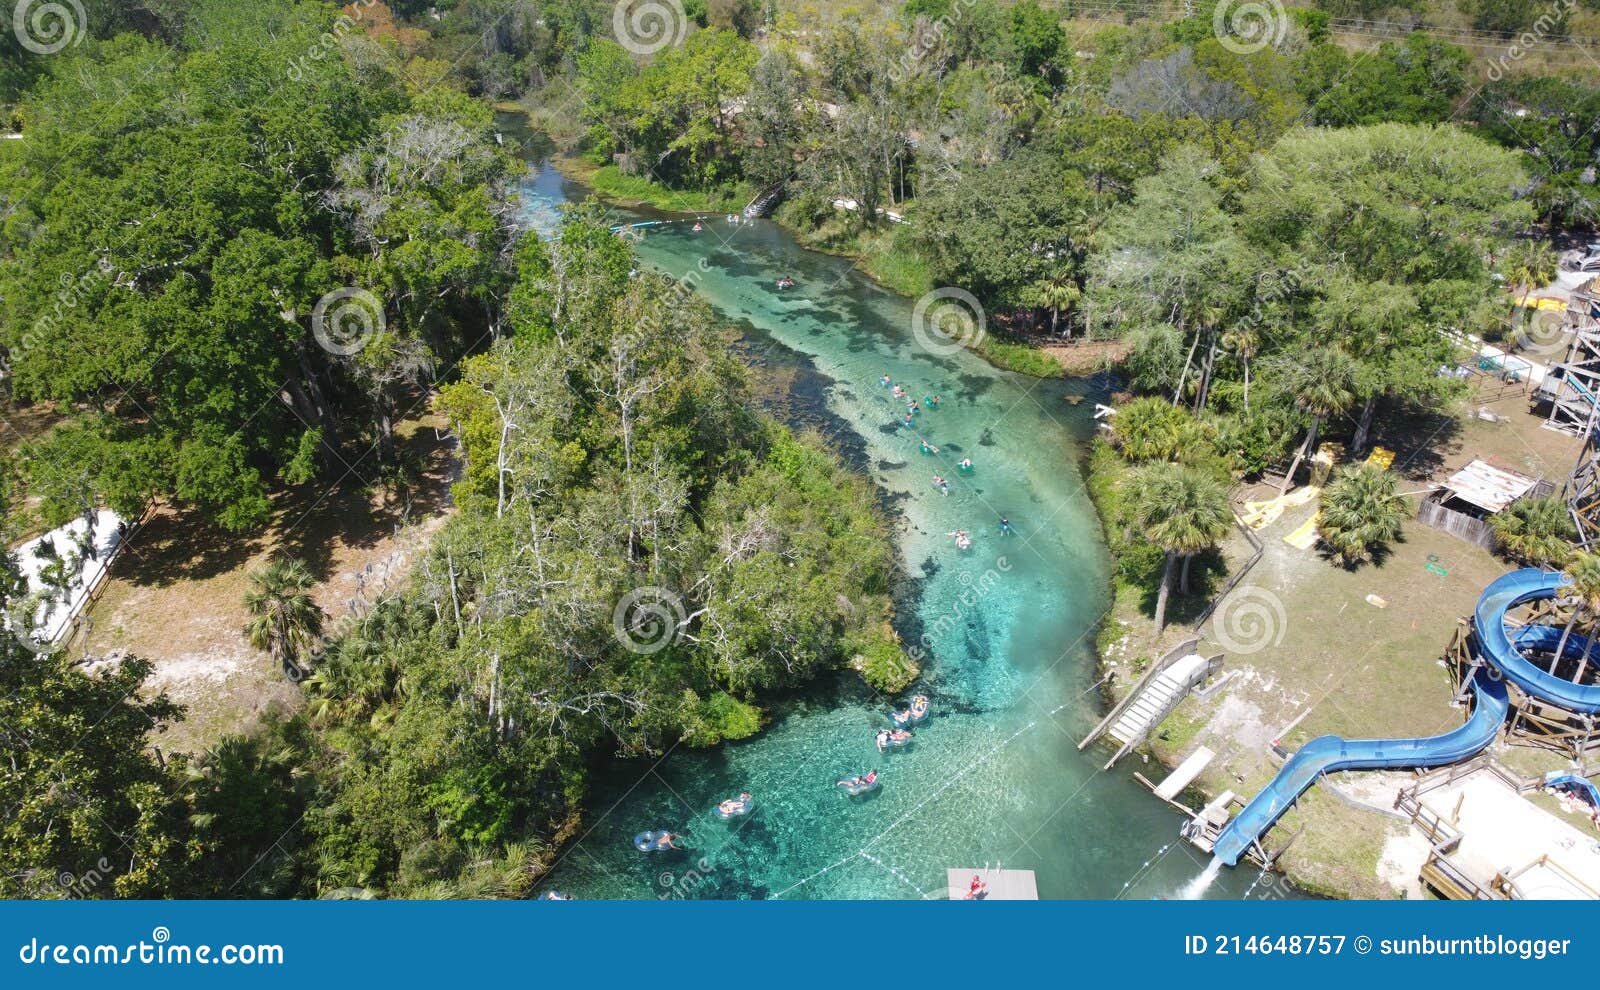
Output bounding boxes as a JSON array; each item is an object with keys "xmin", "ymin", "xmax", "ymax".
[
  {"xmin": 892, "ymin": 698, "xmax": 930, "ymax": 725},
  {"xmin": 633, "ymin": 830, "xmax": 679, "ymax": 852},
  {"xmin": 539, "ymin": 891, "xmax": 573, "ymax": 900},
  {"xmin": 837, "ymin": 775, "xmax": 879, "ymax": 796},
  {"xmin": 716, "ymin": 797, "xmax": 753, "ymax": 820},
  {"xmin": 882, "ymin": 732, "xmax": 914, "ymax": 748}
]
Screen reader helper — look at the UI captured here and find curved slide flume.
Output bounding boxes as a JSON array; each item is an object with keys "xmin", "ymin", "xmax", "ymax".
[{"xmin": 1212, "ymin": 568, "xmax": 1590, "ymax": 867}]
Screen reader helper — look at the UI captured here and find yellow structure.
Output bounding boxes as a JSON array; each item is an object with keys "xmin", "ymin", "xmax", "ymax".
[{"xmin": 1283, "ymin": 511, "xmax": 1321, "ymax": 550}]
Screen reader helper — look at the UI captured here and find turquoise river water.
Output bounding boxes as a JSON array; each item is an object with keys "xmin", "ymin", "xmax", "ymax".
[{"xmin": 509, "ymin": 128, "xmax": 1266, "ymax": 900}]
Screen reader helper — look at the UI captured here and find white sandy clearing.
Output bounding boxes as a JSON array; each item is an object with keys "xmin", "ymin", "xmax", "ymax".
[
  {"xmin": 1421, "ymin": 771, "xmax": 1600, "ymax": 899},
  {"xmin": 1378, "ymin": 833, "xmax": 1430, "ymax": 899}
]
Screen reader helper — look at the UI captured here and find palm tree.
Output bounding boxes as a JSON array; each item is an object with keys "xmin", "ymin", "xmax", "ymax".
[
  {"xmin": 1222, "ymin": 324, "xmax": 1260, "ymax": 412},
  {"xmin": 1556, "ymin": 552, "xmax": 1600, "ymax": 682},
  {"xmin": 1491, "ymin": 496, "xmax": 1577, "ymax": 568},
  {"xmin": 1030, "ymin": 270, "xmax": 1081, "ymax": 338},
  {"xmin": 244, "ymin": 556, "xmax": 325, "ymax": 679},
  {"xmin": 1273, "ymin": 348, "xmax": 1359, "ymax": 496},
  {"xmin": 1501, "ymin": 239, "xmax": 1559, "ymax": 313},
  {"xmin": 1122, "ymin": 462, "xmax": 1234, "ymax": 631},
  {"xmin": 1317, "ymin": 464, "xmax": 1408, "ymax": 565},
  {"xmin": 1112, "ymin": 397, "xmax": 1190, "ymax": 462}
]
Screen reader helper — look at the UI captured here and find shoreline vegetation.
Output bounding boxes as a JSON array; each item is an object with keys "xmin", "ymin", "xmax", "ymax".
[{"xmin": 545, "ymin": 148, "xmax": 1111, "ymax": 380}]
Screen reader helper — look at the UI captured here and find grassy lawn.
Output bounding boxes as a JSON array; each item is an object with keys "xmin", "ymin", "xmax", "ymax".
[{"xmin": 81, "ymin": 410, "xmax": 458, "ymax": 753}]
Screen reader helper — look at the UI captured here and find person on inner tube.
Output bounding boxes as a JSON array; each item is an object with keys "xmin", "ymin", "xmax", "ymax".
[
  {"xmin": 876, "ymin": 729, "xmax": 891, "ymax": 751},
  {"xmin": 657, "ymin": 832, "xmax": 680, "ymax": 849}
]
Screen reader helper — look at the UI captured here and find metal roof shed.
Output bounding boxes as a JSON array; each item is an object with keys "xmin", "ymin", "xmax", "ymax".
[{"xmin": 1439, "ymin": 459, "xmax": 1538, "ymax": 515}]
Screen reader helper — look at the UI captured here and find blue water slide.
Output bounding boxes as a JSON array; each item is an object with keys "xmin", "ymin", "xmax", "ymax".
[
  {"xmin": 1212, "ymin": 568, "xmax": 1589, "ymax": 867},
  {"xmin": 1473, "ymin": 569, "xmax": 1600, "ymax": 715}
]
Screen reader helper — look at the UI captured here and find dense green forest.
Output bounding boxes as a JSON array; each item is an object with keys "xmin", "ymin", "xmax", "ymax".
[
  {"xmin": 0, "ymin": 1, "xmax": 899, "ymax": 897},
  {"xmin": 0, "ymin": 0, "xmax": 1590, "ymax": 896}
]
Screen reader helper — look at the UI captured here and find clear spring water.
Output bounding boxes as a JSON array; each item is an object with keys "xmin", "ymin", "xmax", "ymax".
[{"xmin": 506, "ymin": 124, "xmax": 1262, "ymax": 900}]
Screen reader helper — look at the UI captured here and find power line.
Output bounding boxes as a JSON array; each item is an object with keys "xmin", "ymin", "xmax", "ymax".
[{"xmin": 1038, "ymin": 0, "xmax": 1600, "ymax": 55}]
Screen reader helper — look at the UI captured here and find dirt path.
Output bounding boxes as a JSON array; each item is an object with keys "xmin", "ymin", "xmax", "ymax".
[{"xmin": 83, "ymin": 412, "xmax": 457, "ymax": 753}]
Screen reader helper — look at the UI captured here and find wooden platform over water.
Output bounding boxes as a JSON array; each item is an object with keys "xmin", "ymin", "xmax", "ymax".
[
  {"xmin": 946, "ymin": 868, "xmax": 1038, "ymax": 900},
  {"xmin": 1154, "ymin": 746, "xmax": 1215, "ymax": 801}
]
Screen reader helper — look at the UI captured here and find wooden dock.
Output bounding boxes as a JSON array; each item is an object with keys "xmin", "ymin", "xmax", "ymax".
[
  {"xmin": 946, "ymin": 868, "xmax": 1038, "ymax": 900},
  {"xmin": 1154, "ymin": 746, "xmax": 1216, "ymax": 801}
]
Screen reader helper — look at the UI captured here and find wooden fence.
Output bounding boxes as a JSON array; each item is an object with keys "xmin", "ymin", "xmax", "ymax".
[
  {"xmin": 1195, "ymin": 513, "xmax": 1265, "ymax": 628},
  {"xmin": 1416, "ymin": 498, "xmax": 1497, "ymax": 551}
]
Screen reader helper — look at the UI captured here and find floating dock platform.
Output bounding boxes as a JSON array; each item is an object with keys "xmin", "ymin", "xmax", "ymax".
[{"xmin": 946, "ymin": 868, "xmax": 1038, "ymax": 900}]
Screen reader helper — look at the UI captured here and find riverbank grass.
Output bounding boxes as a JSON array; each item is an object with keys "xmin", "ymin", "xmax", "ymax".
[
  {"xmin": 576, "ymin": 161, "xmax": 749, "ymax": 215},
  {"xmin": 974, "ymin": 335, "xmax": 1068, "ymax": 379},
  {"xmin": 776, "ymin": 204, "xmax": 933, "ymax": 299}
]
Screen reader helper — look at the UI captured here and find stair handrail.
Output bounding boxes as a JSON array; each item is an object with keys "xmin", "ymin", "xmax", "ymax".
[{"xmin": 1078, "ymin": 635, "xmax": 1199, "ymax": 751}]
